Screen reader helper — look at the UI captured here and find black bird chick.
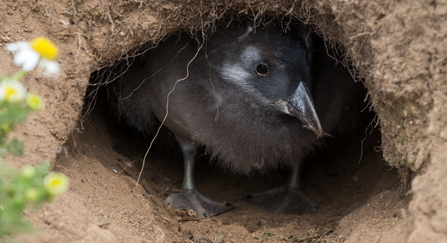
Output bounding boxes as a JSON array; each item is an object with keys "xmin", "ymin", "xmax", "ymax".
[{"xmin": 113, "ymin": 23, "xmax": 360, "ymax": 217}]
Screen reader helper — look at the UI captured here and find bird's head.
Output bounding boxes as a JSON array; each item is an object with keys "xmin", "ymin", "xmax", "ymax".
[{"xmin": 210, "ymin": 24, "xmax": 323, "ymax": 138}]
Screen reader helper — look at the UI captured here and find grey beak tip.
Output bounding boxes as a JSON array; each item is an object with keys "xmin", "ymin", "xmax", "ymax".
[
  {"xmin": 315, "ymin": 130, "xmax": 324, "ymax": 138},
  {"xmin": 304, "ymin": 124, "xmax": 324, "ymax": 138}
]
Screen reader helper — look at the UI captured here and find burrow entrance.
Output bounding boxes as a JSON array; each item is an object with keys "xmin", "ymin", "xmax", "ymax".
[{"xmin": 75, "ymin": 21, "xmax": 409, "ymax": 242}]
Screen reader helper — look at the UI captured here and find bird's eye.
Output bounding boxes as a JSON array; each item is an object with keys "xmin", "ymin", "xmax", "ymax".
[{"xmin": 256, "ymin": 63, "xmax": 269, "ymax": 76}]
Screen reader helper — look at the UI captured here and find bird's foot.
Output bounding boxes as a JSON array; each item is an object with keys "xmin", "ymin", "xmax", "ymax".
[
  {"xmin": 164, "ymin": 189, "xmax": 234, "ymax": 218},
  {"xmin": 246, "ymin": 185, "xmax": 317, "ymax": 214}
]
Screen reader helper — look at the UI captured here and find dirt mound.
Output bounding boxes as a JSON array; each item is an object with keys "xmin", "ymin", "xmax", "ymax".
[{"xmin": 1, "ymin": 0, "xmax": 446, "ymax": 242}]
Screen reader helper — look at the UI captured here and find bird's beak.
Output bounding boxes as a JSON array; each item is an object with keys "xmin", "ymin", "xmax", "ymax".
[{"xmin": 274, "ymin": 82, "xmax": 324, "ymax": 138}]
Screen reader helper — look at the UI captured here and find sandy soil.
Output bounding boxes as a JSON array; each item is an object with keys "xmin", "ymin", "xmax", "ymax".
[
  {"xmin": 16, "ymin": 107, "xmax": 409, "ymax": 243},
  {"xmin": 1, "ymin": 0, "xmax": 446, "ymax": 242}
]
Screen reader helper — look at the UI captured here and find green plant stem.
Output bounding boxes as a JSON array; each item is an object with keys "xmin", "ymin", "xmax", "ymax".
[{"xmin": 11, "ymin": 70, "xmax": 28, "ymax": 81}]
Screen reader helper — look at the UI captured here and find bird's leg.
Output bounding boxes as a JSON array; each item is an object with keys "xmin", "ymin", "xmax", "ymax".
[
  {"xmin": 164, "ymin": 145, "xmax": 234, "ymax": 217},
  {"xmin": 182, "ymin": 145, "xmax": 196, "ymax": 191},
  {"xmin": 246, "ymin": 163, "xmax": 317, "ymax": 214},
  {"xmin": 288, "ymin": 163, "xmax": 300, "ymax": 190}
]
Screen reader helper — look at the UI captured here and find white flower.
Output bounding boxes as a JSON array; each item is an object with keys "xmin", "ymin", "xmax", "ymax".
[
  {"xmin": 6, "ymin": 41, "xmax": 39, "ymax": 71},
  {"xmin": 0, "ymin": 79, "xmax": 27, "ymax": 103},
  {"xmin": 5, "ymin": 37, "xmax": 60, "ymax": 77},
  {"xmin": 39, "ymin": 59, "xmax": 60, "ymax": 77},
  {"xmin": 0, "ymin": 84, "xmax": 4, "ymax": 101}
]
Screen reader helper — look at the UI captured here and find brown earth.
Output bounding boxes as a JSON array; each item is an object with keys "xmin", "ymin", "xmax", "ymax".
[{"xmin": 1, "ymin": 0, "xmax": 446, "ymax": 242}]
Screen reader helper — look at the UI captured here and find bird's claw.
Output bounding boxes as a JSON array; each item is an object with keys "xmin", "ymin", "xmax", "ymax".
[
  {"xmin": 164, "ymin": 189, "xmax": 234, "ymax": 218},
  {"xmin": 246, "ymin": 185, "xmax": 317, "ymax": 214}
]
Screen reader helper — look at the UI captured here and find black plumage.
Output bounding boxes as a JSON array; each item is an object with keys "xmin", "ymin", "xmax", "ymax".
[{"xmin": 112, "ymin": 23, "xmax": 362, "ymax": 217}]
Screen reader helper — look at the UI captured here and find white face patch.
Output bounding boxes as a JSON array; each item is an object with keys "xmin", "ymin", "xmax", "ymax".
[
  {"xmin": 219, "ymin": 45, "xmax": 261, "ymax": 85},
  {"xmin": 220, "ymin": 64, "xmax": 251, "ymax": 85},
  {"xmin": 240, "ymin": 46, "xmax": 261, "ymax": 66}
]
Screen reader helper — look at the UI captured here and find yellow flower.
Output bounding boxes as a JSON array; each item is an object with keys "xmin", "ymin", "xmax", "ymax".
[
  {"xmin": 26, "ymin": 93, "xmax": 44, "ymax": 110},
  {"xmin": 30, "ymin": 37, "xmax": 59, "ymax": 61},
  {"xmin": 25, "ymin": 188, "xmax": 39, "ymax": 202},
  {"xmin": 0, "ymin": 79, "xmax": 26, "ymax": 103},
  {"xmin": 43, "ymin": 172, "xmax": 69, "ymax": 197},
  {"xmin": 21, "ymin": 165, "xmax": 36, "ymax": 179},
  {"xmin": 5, "ymin": 37, "xmax": 60, "ymax": 77}
]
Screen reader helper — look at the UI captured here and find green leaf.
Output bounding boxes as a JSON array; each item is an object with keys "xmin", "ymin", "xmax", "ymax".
[{"xmin": 5, "ymin": 138, "xmax": 24, "ymax": 157}]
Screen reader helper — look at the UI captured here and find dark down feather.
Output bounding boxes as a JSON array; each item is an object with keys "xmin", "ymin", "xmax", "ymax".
[{"xmin": 113, "ymin": 23, "xmax": 361, "ymax": 174}]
